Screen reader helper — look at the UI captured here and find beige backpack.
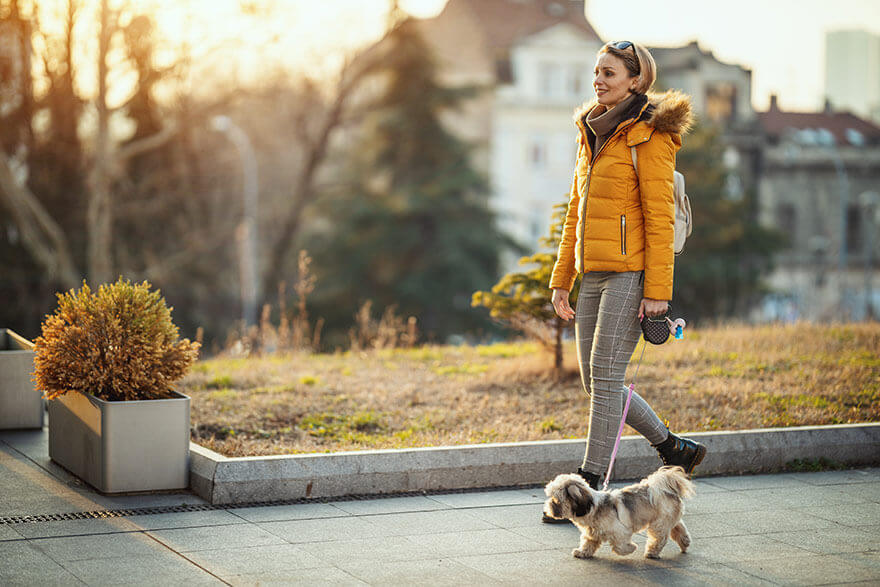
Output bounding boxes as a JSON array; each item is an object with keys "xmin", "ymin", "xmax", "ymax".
[{"xmin": 630, "ymin": 146, "xmax": 693, "ymax": 255}]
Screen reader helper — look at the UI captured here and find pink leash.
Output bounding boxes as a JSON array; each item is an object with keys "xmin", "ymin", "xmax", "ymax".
[{"xmin": 602, "ymin": 339, "xmax": 648, "ymax": 491}]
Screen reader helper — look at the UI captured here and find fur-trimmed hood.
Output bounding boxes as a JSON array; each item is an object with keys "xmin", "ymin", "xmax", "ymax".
[{"xmin": 574, "ymin": 90, "xmax": 694, "ymax": 137}]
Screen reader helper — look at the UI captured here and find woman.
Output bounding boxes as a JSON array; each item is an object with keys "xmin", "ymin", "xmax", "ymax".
[{"xmin": 546, "ymin": 41, "xmax": 705, "ymax": 509}]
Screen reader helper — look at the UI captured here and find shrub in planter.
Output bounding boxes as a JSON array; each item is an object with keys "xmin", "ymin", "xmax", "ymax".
[
  {"xmin": 33, "ymin": 278, "xmax": 201, "ymax": 492},
  {"xmin": 34, "ymin": 278, "xmax": 200, "ymax": 401}
]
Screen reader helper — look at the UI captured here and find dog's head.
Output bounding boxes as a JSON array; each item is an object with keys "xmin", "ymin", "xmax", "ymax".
[{"xmin": 543, "ymin": 474, "xmax": 595, "ymax": 520}]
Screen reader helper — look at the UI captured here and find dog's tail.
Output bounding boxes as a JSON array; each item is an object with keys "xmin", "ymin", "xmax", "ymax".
[{"xmin": 648, "ymin": 466, "xmax": 696, "ymax": 501}]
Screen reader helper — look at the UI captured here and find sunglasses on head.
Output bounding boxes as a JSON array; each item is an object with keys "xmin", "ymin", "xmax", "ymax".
[{"xmin": 611, "ymin": 41, "xmax": 635, "ymax": 51}]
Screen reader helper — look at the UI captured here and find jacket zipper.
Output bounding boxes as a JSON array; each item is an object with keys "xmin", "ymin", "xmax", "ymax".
[{"xmin": 620, "ymin": 215, "xmax": 627, "ymax": 255}]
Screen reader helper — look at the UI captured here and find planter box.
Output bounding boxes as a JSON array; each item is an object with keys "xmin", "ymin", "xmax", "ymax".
[
  {"xmin": 48, "ymin": 390, "xmax": 190, "ymax": 493},
  {"xmin": 0, "ymin": 329, "xmax": 43, "ymax": 430}
]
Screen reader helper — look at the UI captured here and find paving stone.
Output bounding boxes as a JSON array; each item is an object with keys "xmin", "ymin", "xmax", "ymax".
[
  {"xmin": 795, "ymin": 502, "xmax": 880, "ymax": 527},
  {"xmin": 793, "ymin": 468, "xmax": 880, "ymax": 486},
  {"xmin": 506, "ymin": 520, "xmax": 581, "ymax": 548},
  {"xmin": 688, "ymin": 479, "xmax": 735, "ymax": 494},
  {"xmin": 427, "ymin": 488, "xmax": 544, "ymax": 509},
  {"xmin": 300, "ymin": 535, "xmax": 437, "ymax": 566},
  {"xmin": 677, "ymin": 513, "xmax": 753, "ymax": 538},
  {"xmin": 669, "ymin": 534, "xmax": 815, "ymax": 564},
  {"xmin": 61, "ymin": 552, "xmax": 222, "ymax": 585},
  {"xmin": 454, "ymin": 548, "xmax": 651, "ymax": 584},
  {"xmin": 226, "ymin": 567, "xmax": 367, "ymax": 586},
  {"xmin": 630, "ymin": 562, "xmax": 775, "ymax": 586},
  {"xmin": 148, "ymin": 523, "xmax": 287, "ymax": 552},
  {"xmin": 686, "ymin": 485, "xmax": 860, "ymax": 515},
  {"xmin": 405, "ymin": 527, "xmax": 550, "ymax": 558},
  {"xmin": 723, "ymin": 553, "xmax": 880, "ymax": 585},
  {"xmin": 465, "ymin": 503, "xmax": 545, "ymax": 528},
  {"xmin": 186, "ymin": 543, "xmax": 325, "ymax": 576},
  {"xmin": 724, "ymin": 507, "xmax": 837, "ymax": 534},
  {"xmin": 329, "ymin": 495, "xmax": 444, "ymax": 516},
  {"xmin": 359, "ymin": 508, "xmax": 497, "ymax": 537},
  {"xmin": 12, "ymin": 517, "xmax": 143, "ymax": 539},
  {"xmin": 767, "ymin": 526, "xmax": 880, "ymax": 555},
  {"xmin": 259, "ymin": 516, "xmax": 383, "ymax": 544},
  {"xmin": 0, "ymin": 525, "xmax": 24, "ymax": 541},
  {"xmin": 697, "ymin": 473, "xmax": 810, "ymax": 491},
  {"xmin": 30, "ymin": 531, "xmax": 166, "ymax": 562},
  {"xmin": 124, "ymin": 509, "xmax": 249, "ymax": 531},
  {"xmin": 230, "ymin": 502, "xmax": 349, "ymax": 523},
  {"xmin": 0, "ymin": 540, "xmax": 87, "ymax": 585},
  {"xmin": 339, "ymin": 556, "xmax": 499, "ymax": 586},
  {"xmin": 834, "ymin": 481, "xmax": 880, "ymax": 503},
  {"xmin": 89, "ymin": 493, "xmax": 208, "ymax": 510}
]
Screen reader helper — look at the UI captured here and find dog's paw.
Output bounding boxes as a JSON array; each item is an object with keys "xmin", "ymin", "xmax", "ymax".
[
  {"xmin": 572, "ymin": 548, "xmax": 593, "ymax": 559},
  {"xmin": 612, "ymin": 543, "xmax": 637, "ymax": 556},
  {"xmin": 644, "ymin": 550, "xmax": 662, "ymax": 559}
]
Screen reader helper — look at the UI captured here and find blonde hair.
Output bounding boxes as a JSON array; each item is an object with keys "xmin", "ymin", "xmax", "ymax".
[{"xmin": 599, "ymin": 41, "xmax": 656, "ymax": 95}]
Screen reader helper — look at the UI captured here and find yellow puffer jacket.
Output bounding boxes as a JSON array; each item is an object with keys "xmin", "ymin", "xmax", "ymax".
[{"xmin": 549, "ymin": 90, "xmax": 693, "ymax": 301}]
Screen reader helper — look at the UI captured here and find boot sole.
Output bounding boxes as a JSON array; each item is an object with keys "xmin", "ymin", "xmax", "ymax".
[{"xmin": 686, "ymin": 444, "xmax": 707, "ymax": 474}]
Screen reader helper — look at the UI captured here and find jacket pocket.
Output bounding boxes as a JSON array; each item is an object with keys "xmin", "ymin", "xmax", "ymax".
[{"xmin": 620, "ymin": 215, "xmax": 627, "ymax": 255}]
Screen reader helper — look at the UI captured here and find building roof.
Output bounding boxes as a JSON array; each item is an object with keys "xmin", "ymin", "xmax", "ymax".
[
  {"xmin": 650, "ymin": 41, "xmax": 751, "ymax": 74},
  {"xmin": 440, "ymin": 0, "xmax": 601, "ymax": 58},
  {"xmin": 758, "ymin": 95, "xmax": 880, "ymax": 146}
]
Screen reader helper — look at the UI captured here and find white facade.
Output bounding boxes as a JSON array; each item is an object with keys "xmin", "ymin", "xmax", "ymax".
[
  {"xmin": 491, "ymin": 24, "xmax": 602, "ymax": 267},
  {"xmin": 825, "ymin": 30, "xmax": 880, "ymax": 123}
]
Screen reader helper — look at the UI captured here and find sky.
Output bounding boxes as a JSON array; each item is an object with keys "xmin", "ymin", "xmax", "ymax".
[{"xmin": 46, "ymin": 0, "xmax": 880, "ymax": 112}]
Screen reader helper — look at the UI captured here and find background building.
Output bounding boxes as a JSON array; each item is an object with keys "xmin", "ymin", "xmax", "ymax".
[
  {"xmin": 415, "ymin": 0, "xmax": 879, "ymax": 320},
  {"xmin": 755, "ymin": 96, "xmax": 880, "ymax": 321},
  {"xmin": 825, "ymin": 30, "xmax": 880, "ymax": 124}
]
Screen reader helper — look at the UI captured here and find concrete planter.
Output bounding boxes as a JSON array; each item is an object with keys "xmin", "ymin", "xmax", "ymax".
[
  {"xmin": 48, "ymin": 390, "xmax": 190, "ymax": 493},
  {"xmin": 0, "ymin": 329, "xmax": 43, "ymax": 430}
]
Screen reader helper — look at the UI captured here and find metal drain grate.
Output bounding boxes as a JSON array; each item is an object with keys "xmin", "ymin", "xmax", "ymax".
[{"xmin": 0, "ymin": 483, "xmax": 543, "ymax": 525}]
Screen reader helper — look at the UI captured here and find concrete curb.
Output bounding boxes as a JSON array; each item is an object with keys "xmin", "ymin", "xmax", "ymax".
[{"xmin": 189, "ymin": 423, "xmax": 880, "ymax": 504}]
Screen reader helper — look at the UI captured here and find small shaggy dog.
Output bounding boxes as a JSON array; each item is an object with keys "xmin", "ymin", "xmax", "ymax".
[{"xmin": 543, "ymin": 466, "xmax": 695, "ymax": 559}]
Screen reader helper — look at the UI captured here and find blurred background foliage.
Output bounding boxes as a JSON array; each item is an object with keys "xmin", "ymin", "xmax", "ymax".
[{"xmin": 0, "ymin": 1, "xmax": 779, "ymax": 354}]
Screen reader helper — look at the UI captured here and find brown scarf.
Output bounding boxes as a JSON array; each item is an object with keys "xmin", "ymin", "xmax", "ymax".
[{"xmin": 586, "ymin": 93, "xmax": 638, "ymax": 157}]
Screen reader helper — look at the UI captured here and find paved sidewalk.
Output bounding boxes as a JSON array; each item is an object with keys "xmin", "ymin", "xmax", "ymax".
[{"xmin": 2, "ymin": 429, "xmax": 879, "ymax": 586}]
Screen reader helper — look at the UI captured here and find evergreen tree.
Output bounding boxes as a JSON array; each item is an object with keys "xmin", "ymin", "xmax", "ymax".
[
  {"xmin": 674, "ymin": 125, "xmax": 784, "ymax": 320},
  {"xmin": 472, "ymin": 203, "xmax": 578, "ymax": 371},
  {"xmin": 307, "ymin": 18, "xmax": 514, "ymax": 346}
]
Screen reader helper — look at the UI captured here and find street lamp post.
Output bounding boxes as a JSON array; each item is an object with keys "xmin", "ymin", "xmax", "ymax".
[
  {"xmin": 211, "ymin": 115, "xmax": 260, "ymax": 328},
  {"xmin": 860, "ymin": 190, "xmax": 879, "ymax": 320}
]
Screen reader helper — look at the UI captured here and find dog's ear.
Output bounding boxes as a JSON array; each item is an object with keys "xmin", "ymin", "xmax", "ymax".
[{"xmin": 567, "ymin": 482, "xmax": 593, "ymax": 517}]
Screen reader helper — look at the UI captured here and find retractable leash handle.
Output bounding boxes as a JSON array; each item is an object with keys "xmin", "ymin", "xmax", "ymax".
[{"xmin": 602, "ymin": 315, "xmax": 687, "ymax": 491}]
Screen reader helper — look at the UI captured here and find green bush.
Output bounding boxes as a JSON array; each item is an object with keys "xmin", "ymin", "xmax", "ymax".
[{"xmin": 33, "ymin": 278, "xmax": 200, "ymax": 401}]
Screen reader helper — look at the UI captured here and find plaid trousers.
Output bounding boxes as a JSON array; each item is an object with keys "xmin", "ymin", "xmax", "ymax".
[{"xmin": 574, "ymin": 271, "xmax": 669, "ymax": 475}]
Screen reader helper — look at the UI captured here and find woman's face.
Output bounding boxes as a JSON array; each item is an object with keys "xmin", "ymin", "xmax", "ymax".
[{"xmin": 593, "ymin": 52, "xmax": 638, "ymax": 108}]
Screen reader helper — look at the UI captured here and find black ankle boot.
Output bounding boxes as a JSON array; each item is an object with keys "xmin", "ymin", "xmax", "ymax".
[
  {"xmin": 541, "ymin": 468, "xmax": 602, "ymax": 524},
  {"xmin": 653, "ymin": 431, "xmax": 707, "ymax": 474},
  {"xmin": 577, "ymin": 467, "xmax": 601, "ymax": 489}
]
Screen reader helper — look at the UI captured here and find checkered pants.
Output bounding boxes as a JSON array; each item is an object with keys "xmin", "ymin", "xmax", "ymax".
[{"xmin": 575, "ymin": 271, "xmax": 669, "ymax": 475}]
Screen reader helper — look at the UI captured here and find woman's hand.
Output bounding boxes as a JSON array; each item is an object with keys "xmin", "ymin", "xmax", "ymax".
[
  {"xmin": 639, "ymin": 298, "xmax": 668, "ymax": 319},
  {"xmin": 551, "ymin": 288, "xmax": 576, "ymax": 321}
]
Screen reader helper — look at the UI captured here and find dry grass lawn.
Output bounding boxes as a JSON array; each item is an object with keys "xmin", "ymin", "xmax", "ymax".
[{"xmin": 181, "ymin": 322, "xmax": 880, "ymax": 457}]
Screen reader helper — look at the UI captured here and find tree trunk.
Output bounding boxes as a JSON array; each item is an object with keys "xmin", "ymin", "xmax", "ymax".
[
  {"xmin": 87, "ymin": 0, "xmax": 113, "ymax": 285},
  {"xmin": 0, "ymin": 156, "xmax": 80, "ymax": 289}
]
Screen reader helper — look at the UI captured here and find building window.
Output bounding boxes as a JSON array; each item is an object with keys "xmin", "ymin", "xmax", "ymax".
[
  {"xmin": 529, "ymin": 140, "xmax": 547, "ymax": 168},
  {"xmin": 705, "ymin": 82, "xmax": 737, "ymax": 124},
  {"xmin": 847, "ymin": 204, "xmax": 863, "ymax": 254},
  {"xmin": 567, "ymin": 66, "xmax": 584, "ymax": 97},
  {"xmin": 776, "ymin": 203, "xmax": 796, "ymax": 248},
  {"xmin": 539, "ymin": 64, "xmax": 561, "ymax": 97}
]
